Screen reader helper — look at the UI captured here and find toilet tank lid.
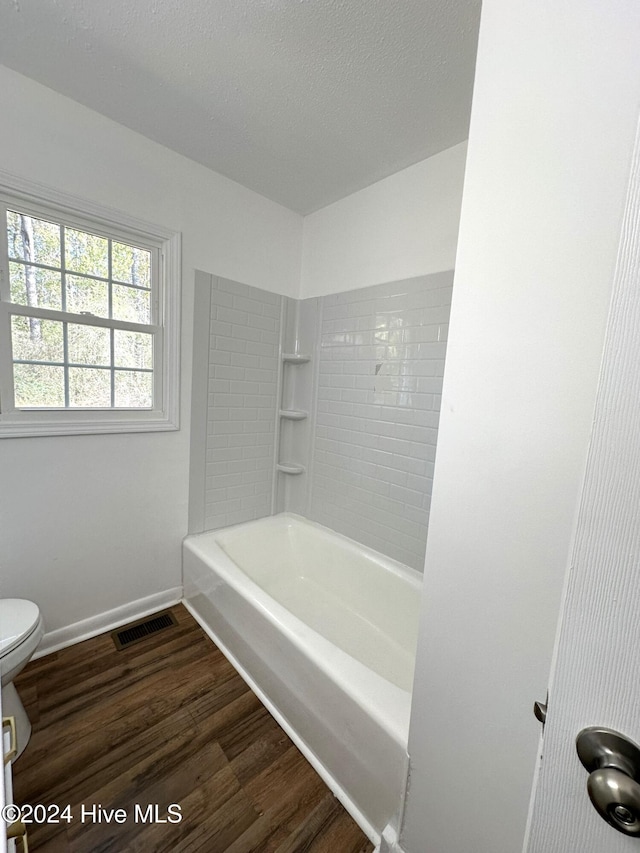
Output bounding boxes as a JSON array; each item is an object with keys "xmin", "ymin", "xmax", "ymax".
[{"xmin": 0, "ymin": 599, "xmax": 41, "ymax": 656}]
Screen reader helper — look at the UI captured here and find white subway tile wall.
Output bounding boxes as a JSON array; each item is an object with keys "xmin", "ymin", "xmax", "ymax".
[
  {"xmin": 204, "ymin": 278, "xmax": 282, "ymax": 530},
  {"xmin": 309, "ymin": 272, "xmax": 453, "ymax": 570}
]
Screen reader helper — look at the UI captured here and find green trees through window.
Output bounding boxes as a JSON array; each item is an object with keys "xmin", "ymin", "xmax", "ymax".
[{"xmin": 6, "ymin": 210, "xmax": 154, "ymax": 408}]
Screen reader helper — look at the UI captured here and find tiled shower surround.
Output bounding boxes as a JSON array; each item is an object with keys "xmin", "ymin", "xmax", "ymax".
[
  {"xmin": 204, "ymin": 278, "xmax": 281, "ymax": 531},
  {"xmin": 192, "ymin": 271, "xmax": 452, "ymax": 571},
  {"xmin": 308, "ymin": 273, "xmax": 452, "ymax": 570}
]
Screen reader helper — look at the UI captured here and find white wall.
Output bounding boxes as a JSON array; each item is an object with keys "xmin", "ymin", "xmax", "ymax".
[
  {"xmin": 0, "ymin": 65, "xmax": 302, "ymax": 636},
  {"xmin": 300, "ymin": 142, "xmax": 467, "ymax": 298},
  {"xmin": 400, "ymin": 2, "xmax": 640, "ymax": 852}
]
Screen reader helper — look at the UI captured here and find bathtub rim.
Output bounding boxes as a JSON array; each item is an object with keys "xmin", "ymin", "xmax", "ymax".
[{"xmin": 214, "ymin": 511, "xmax": 424, "ymax": 588}]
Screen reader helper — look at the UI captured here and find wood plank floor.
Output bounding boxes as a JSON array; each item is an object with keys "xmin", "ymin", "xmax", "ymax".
[{"xmin": 12, "ymin": 604, "xmax": 374, "ymax": 853}]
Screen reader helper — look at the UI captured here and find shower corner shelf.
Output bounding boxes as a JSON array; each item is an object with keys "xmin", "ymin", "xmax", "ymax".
[
  {"xmin": 279, "ymin": 409, "xmax": 308, "ymax": 421},
  {"xmin": 277, "ymin": 462, "xmax": 306, "ymax": 475},
  {"xmin": 282, "ymin": 353, "xmax": 311, "ymax": 364}
]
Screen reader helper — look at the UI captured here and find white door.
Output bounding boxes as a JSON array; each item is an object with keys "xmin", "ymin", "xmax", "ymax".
[{"xmin": 525, "ymin": 116, "xmax": 640, "ymax": 851}]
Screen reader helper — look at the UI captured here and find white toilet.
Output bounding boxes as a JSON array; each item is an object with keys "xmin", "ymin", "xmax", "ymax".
[{"xmin": 0, "ymin": 599, "xmax": 44, "ymax": 760}]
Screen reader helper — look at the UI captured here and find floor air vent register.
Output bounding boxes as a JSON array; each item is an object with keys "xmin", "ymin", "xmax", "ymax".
[{"xmin": 111, "ymin": 610, "xmax": 178, "ymax": 650}]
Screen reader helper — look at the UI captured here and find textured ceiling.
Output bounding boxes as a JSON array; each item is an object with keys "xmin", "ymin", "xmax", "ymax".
[{"xmin": 0, "ymin": 0, "xmax": 481, "ymax": 213}]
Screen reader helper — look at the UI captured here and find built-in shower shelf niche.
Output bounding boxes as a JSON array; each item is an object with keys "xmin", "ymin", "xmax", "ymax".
[
  {"xmin": 277, "ymin": 462, "xmax": 306, "ymax": 475},
  {"xmin": 279, "ymin": 409, "xmax": 308, "ymax": 421},
  {"xmin": 282, "ymin": 353, "xmax": 311, "ymax": 364}
]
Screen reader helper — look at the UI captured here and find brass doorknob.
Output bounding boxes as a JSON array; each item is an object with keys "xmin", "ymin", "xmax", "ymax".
[
  {"xmin": 2, "ymin": 716, "xmax": 16, "ymax": 765},
  {"xmin": 7, "ymin": 819, "xmax": 29, "ymax": 852}
]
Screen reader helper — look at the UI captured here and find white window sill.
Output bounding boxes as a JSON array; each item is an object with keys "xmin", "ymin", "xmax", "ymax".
[{"xmin": 0, "ymin": 412, "xmax": 179, "ymax": 438}]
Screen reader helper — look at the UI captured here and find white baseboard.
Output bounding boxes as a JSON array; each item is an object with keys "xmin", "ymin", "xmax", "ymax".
[
  {"xmin": 379, "ymin": 824, "xmax": 407, "ymax": 853},
  {"xmin": 33, "ymin": 587, "xmax": 183, "ymax": 658}
]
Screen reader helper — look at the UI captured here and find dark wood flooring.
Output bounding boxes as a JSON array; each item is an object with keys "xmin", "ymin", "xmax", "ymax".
[{"xmin": 12, "ymin": 604, "xmax": 374, "ymax": 853}]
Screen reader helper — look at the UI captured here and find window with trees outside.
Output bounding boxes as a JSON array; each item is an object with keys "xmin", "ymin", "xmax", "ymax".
[{"xmin": 0, "ymin": 182, "xmax": 180, "ymax": 438}]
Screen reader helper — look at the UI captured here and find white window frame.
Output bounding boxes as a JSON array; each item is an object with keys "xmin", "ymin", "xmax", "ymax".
[{"xmin": 0, "ymin": 171, "xmax": 181, "ymax": 438}]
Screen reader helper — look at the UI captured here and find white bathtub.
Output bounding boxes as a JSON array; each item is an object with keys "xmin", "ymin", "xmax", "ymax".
[{"xmin": 182, "ymin": 513, "xmax": 422, "ymax": 843}]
